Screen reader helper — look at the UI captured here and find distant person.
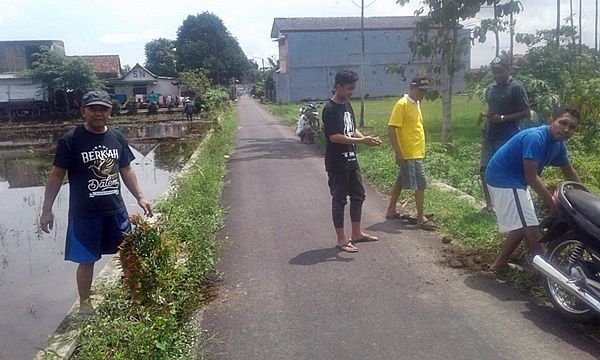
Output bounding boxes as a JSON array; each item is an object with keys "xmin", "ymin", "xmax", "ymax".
[
  {"xmin": 322, "ymin": 69, "xmax": 382, "ymax": 252},
  {"xmin": 39, "ymin": 90, "xmax": 153, "ymax": 314},
  {"xmin": 480, "ymin": 56, "xmax": 531, "ymax": 213},
  {"xmin": 296, "ymin": 109, "xmax": 315, "ymax": 144},
  {"xmin": 229, "ymin": 80, "xmax": 238, "ymax": 101},
  {"xmin": 183, "ymin": 99, "xmax": 195, "ymax": 121},
  {"xmin": 385, "ymin": 77, "xmax": 436, "ymax": 230},
  {"xmin": 485, "ymin": 107, "xmax": 581, "ymax": 272}
]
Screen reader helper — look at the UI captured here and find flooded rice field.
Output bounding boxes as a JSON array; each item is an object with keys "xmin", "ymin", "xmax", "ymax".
[{"xmin": 0, "ymin": 119, "xmax": 209, "ymax": 359}]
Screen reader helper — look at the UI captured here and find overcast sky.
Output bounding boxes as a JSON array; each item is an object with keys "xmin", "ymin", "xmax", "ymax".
[{"xmin": 0, "ymin": 0, "xmax": 596, "ymax": 69}]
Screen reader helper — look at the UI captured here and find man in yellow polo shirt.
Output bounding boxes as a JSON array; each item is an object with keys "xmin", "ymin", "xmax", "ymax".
[{"xmin": 385, "ymin": 77, "xmax": 436, "ymax": 230}]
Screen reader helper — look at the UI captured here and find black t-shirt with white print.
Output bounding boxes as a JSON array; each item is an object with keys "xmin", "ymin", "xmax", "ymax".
[
  {"xmin": 322, "ymin": 99, "xmax": 359, "ymax": 173},
  {"xmin": 53, "ymin": 125, "xmax": 135, "ymax": 218}
]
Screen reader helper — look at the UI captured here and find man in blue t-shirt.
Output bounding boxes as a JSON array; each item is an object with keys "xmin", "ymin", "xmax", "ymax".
[
  {"xmin": 485, "ymin": 107, "xmax": 581, "ymax": 272},
  {"xmin": 40, "ymin": 90, "xmax": 153, "ymax": 314}
]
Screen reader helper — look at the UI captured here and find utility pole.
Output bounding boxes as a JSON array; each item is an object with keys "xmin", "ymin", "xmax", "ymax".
[{"xmin": 359, "ymin": 0, "xmax": 365, "ymax": 128}]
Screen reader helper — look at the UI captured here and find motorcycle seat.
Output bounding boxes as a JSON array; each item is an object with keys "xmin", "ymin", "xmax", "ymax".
[{"xmin": 565, "ymin": 189, "xmax": 600, "ymax": 228}]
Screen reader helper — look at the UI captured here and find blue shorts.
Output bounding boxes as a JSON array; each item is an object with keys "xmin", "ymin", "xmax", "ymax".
[{"xmin": 65, "ymin": 211, "xmax": 131, "ymax": 263}]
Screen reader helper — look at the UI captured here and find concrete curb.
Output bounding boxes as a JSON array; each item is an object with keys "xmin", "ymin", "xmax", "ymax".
[
  {"xmin": 430, "ymin": 180, "xmax": 485, "ymax": 209},
  {"xmin": 33, "ymin": 123, "xmax": 218, "ymax": 360}
]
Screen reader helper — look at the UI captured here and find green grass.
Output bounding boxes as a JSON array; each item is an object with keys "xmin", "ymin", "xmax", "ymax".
[{"xmin": 267, "ymin": 96, "xmax": 600, "ymax": 256}]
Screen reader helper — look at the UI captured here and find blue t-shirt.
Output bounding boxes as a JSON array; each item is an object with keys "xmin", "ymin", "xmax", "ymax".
[{"xmin": 485, "ymin": 125, "xmax": 569, "ymax": 189}]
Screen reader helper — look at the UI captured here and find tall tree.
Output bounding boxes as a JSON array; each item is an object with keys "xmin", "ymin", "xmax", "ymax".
[
  {"xmin": 175, "ymin": 12, "xmax": 249, "ymax": 85},
  {"xmin": 594, "ymin": 0, "xmax": 598, "ymax": 52},
  {"xmin": 472, "ymin": 1, "xmax": 522, "ymax": 61},
  {"xmin": 570, "ymin": 0, "xmax": 576, "ymax": 49},
  {"xmin": 557, "ymin": 0, "xmax": 561, "ymax": 46},
  {"xmin": 24, "ymin": 47, "xmax": 104, "ymax": 113},
  {"xmin": 144, "ymin": 38, "xmax": 177, "ymax": 77},
  {"xmin": 579, "ymin": 0, "xmax": 583, "ymax": 54},
  {"xmin": 493, "ymin": 1, "xmax": 500, "ymax": 56},
  {"xmin": 398, "ymin": 0, "xmax": 486, "ymax": 143}
]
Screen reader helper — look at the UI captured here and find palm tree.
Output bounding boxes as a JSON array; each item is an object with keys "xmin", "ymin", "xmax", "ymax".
[
  {"xmin": 570, "ymin": 0, "xmax": 576, "ymax": 51},
  {"xmin": 594, "ymin": 0, "xmax": 598, "ymax": 52},
  {"xmin": 557, "ymin": 0, "xmax": 561, "ymax": 46},
  {"xmin": 579, "ymin": 0, "xmax": 583, "ymax": 53},
  {"xmin": 494, "ymin": 0, "xmax": 500, "ymax": 57}
]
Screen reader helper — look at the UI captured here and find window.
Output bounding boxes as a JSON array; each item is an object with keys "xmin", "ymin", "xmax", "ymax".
[{"xmin": 132, "ymin": 86, "xmax": 147, "ymax": 95}]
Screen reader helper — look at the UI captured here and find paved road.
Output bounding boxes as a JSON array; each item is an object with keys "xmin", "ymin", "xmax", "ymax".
[{"xmin": 201, "ymin": 96, "xmax": 600, "ymax": 360}]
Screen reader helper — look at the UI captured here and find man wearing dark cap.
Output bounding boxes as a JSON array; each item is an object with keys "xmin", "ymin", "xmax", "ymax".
[
  {"xmin": 479, "ymin": 56, "xmax": 530, "ymax": 213},
  {"xmin": 385, "ymin": 77, "xmax": 436, "ymax": 230},
  {"xmin": 39, "ymin": 90, "xmax": 153, "ymax": 314}
]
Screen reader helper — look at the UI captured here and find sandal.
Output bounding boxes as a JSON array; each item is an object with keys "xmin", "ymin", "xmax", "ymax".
[
  {"xmin": 336, "ymin": 241, "xmax": 359, "ymax": 253},
  {"xmin": 385, "ymin": 213, "xmax": 402, "ymax": 220},
  {"xmin": 416, "ymin": 219, "xmax": 437, "ymax": 231},
  {"xmin": 351, "ymin": 234, "xmax": 379, "ymax": 242}
]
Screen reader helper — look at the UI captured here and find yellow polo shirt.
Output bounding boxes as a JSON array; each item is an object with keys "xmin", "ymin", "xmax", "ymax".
[{"xmin": 388, "ymin": 95, "xmax": 425, "ymax": 159}]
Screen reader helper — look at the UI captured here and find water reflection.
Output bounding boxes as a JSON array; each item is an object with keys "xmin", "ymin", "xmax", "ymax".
[
  {"xmin": 0, "ymin": 120, "xmax": 209, "ymax": 189},
  {"xmin": 0, "ymin": 120, "xmax": 206, "ymax": 359}
]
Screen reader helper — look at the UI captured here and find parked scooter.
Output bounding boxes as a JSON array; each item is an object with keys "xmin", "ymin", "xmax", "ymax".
[
  {"xmin": 533, "ymin": 181, "xmax": 600, "ymax": 321},
  {"xmin": 296, "ymin": 103, "xmax": 320, "ymax": 144},
  {"xmin": 301, "ymin": 103, "xmax": 320, "ymax": 131}
]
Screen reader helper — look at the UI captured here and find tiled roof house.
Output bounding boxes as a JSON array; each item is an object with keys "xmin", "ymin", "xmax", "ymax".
[{"xmin": 76, "ymin": 55, "xmax": 122, "ymax": 79}]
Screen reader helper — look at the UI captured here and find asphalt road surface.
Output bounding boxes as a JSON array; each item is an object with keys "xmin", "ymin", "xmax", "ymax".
[{"xmin": 201, "ymin": 96, "xmax": 600, "ymax": 360}]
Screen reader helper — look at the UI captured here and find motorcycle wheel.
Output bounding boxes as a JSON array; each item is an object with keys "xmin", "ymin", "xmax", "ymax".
[{"xmin": 543, "ymin": 232, "xmax": 597, "ymax": 321}]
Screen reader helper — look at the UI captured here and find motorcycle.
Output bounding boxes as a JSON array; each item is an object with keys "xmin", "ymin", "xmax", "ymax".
[
  {"xmin": 301, "ymin": 103, "xmax": 320, "ymax": 130},
  {"xmin": 296, "ymin": 103, "xmax": 320, "ymax": 143},
  {"xmin": 532, "ymin": 181, "xmax": 600, "ymax": 321}
]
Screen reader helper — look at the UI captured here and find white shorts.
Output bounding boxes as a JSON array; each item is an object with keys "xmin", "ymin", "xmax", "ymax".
[{"xmin": 487, "ymin": 185, "xmax": 539, "ymax": 233}]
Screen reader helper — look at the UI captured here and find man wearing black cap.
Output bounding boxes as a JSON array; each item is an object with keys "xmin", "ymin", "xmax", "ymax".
[
  {"xmin": 386, "ymin": 77, "xmax": 436, "ymax": 230},
  {"xmin": 39, "ymin": 90, "xmax": 153, "ymax": 314},
  {"xmin": 479, "ymin": 56, "xmax": 530, "ymax": 213}
]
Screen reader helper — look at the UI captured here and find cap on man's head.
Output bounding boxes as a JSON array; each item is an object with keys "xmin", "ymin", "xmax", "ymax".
[
  {"xmin": 490, "ymin": 56, "xmax": 510, "ymax": 69},
  {"xmin": 410, "ymin": 77, "xmax": 431, "ymax": 90},
  {"xmin": 82, "ymin": 90, "xmax": 112, "ymax": 108}
]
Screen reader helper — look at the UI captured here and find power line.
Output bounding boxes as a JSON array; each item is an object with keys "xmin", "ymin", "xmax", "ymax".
[{"xmin": 348, "ymin": 0, "xmax": 377, "ymax": 10}]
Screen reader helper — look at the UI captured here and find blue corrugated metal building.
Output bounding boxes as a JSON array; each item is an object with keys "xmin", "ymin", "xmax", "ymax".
[{"xmin": 270, "ymin": 16, "xmax": 470, "ymax": 103}]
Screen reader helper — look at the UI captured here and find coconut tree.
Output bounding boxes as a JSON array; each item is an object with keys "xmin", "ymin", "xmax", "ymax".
[
  {"xmin": 556, "ymin": 0, "xmax": 561, "ymax": 46},
  {"xmin": 579, "ymin": 0, "xmax": 583, "ymax": 54},
  {"xmin": 594, "ymin": 0, "xmax": 598, "ymax": 52}
]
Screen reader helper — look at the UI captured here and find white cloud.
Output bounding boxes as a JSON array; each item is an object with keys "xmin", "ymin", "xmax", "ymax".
[
  {"xmin": 1, "ymin": 0, "xmax": 597, "ymax": 69},
  {"xmin": 99, "ymin": 31, "xmax": 164, "ymax": 45},
  {"xmin": 0, "ymin": 0, "xmax": 28, "ymax": 26}
]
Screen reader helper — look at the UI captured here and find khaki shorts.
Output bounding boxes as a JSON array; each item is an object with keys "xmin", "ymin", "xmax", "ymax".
[{"xmin": 395, "ymin": 159, "xmax": 427, "ymax": 190}]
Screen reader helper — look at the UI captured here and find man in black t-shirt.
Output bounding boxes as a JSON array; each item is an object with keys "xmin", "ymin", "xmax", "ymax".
[
  {"xmin": 479, "ymin": 56, "xmax": 531, "ymax": 212},
  {"xmin": 323, "ymin": 69, "xmax": 382, "ymax": 252},
  {"xmin": 40, "ymin": 90, "xmax": 153, "ymax": 314}
]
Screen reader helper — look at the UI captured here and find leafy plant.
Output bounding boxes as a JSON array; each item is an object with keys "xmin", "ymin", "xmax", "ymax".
[
  {"xmin": 125, "ymin": 97, "xmax": 138, "ymax": 116},
  {"xmin": 147, "ymin": 102, "xmax": 159, "ymax": 115}
]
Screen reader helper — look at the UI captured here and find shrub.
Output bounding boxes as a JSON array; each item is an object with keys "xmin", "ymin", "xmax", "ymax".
[
  {"xmin": 126, "ymin": 98, "xmax": 138, "ymax": 115},
  {"xmin": 111, "ymin": 100, "xmax": 121, "ymax": 117},
  {"xmin": 147, "ymin": 101, "xmax": 159, "ymax": 115}
]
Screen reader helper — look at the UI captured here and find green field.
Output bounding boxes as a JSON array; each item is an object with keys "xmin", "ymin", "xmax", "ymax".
[{"xmin": 267, "ymin": 96, "xmax": 600, "ymax": 256}]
